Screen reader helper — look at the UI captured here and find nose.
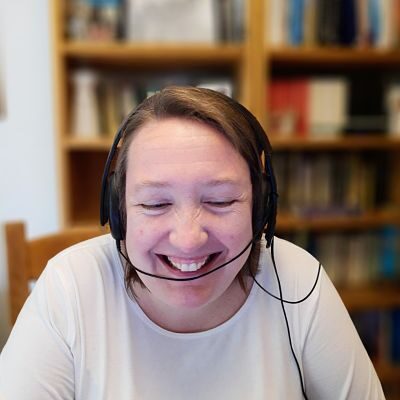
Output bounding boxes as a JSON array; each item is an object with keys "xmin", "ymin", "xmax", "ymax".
[{"xmin": 169, "ymin": 210, "xmax": 208, "ymax": 254}]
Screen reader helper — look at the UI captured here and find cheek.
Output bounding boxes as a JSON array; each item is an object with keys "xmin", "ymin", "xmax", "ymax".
[{"xmin": 125, "ymin": 214, "xmax": 165, "ymax": 251}]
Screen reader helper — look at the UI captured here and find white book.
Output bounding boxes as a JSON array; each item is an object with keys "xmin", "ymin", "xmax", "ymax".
[
  {"xmin": 267, "ymin": 0, "xmax": 288, "ymax": 46},
  {"xmin": 126, "ymin": 0, "xmax": 217, "ymax": 43},
  {"xmin": 197, "ymin": 80, "xmax": 233, "ymax": 97},
  {"xmin": 71, "ymin": 69, "xmax": 101, "ymax": 137},
  {"xmin": 309, "ymin": 78, "xmax": 348, "ymax": 137},
  {"xmin": 386, "ymin": 84, "xmax": 400, "ymax": 136},
  {"xmin": 376, "ymin": 0, "xmax": 395, "ymax": 49}
]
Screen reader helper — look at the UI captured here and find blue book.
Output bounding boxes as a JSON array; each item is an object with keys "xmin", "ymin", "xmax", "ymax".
[
  {"xmin": 380, "ymin": 226, "xmax": 398, "ymax": 280},
  {"xmin": 288, "ymin": 0, "xmax": 305, "ymax": 45},
  {"xmin": 87, "ymin": 0, "xmax": 121, "ymax": 6},
  {"xmin": 368, "ymin": 0, "xmax": 380, "ymax": 45}
]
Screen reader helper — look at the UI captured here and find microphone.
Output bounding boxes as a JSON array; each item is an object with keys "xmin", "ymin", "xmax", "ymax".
[{"xmin": 117, "ymin": 235, "xmax": 256, "ymax": 282}]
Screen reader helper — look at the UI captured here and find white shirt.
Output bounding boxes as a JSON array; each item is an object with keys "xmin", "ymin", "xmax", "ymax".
[{"xmin": 0, "ymin": 234, "xmax": 385, "ymax": 399}]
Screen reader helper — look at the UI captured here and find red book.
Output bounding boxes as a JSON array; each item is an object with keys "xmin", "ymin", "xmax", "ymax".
[
  {"xmin": 289, "ymin": 78, "xmax": 309, "ymax": 137},
  {"xmin": 268, "ymin": 79, "xmax": 294, "ymax": 137}
]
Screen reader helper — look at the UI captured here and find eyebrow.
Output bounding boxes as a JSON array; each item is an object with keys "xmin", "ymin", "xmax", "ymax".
[{"xmin": 133, "ymin": 178, "xmax": 242, "ymax": 192}]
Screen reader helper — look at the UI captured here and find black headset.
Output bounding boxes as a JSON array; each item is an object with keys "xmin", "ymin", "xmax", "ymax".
[{"xmin": 100, "ymin": 88, "xmax": 278, "ymax": 248}]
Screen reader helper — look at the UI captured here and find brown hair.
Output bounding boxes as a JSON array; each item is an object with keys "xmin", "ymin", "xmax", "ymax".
[{"xmin": 115, "ymin": 86, "xmax": 270, "ymax": 295}]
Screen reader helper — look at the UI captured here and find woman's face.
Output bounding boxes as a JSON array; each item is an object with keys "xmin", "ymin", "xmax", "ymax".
[{"xmin": 124, "ymin": 117, "xmax": 253, "ymax": 313}]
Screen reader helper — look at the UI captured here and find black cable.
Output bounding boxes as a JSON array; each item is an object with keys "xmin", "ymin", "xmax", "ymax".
[
  {"xmin": 269, "ymin": 237, "xmax": 309, "ymax": 400},
  {"xmin": 249, "ymin": 260, "xmax": 322, "ymax": 304}
]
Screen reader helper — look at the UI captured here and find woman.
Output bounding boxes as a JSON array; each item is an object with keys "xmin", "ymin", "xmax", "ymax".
[{"xmin": 0, "ymin": 87, "xmax": 385, "ymax": 399}]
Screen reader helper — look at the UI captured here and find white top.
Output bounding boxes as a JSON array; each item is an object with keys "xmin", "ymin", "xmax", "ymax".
[{"xmin": 0, "ymin": 235, "xmax": 385, "ymax": 399}]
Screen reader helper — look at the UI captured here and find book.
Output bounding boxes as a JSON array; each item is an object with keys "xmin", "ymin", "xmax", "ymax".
[
  {"xmin": 288, "ymin": 0, "xmax": 305, "ymax": 45},
  {"xmin": 391, "ymin": 310, "xmax": 400, "ymax": 363},
  {"xmin": 303, "ymin": 0, "xmax": 317, "ymax": 46},
  {"xmin": 267, "ymin": 0, "xmax": 288, "ymax": 46},
  {"xmin": 386, "ymin": 84, "xmax": 400, "ymax": 136},
  {"xmin": 339, "ymin": 0, "xmax": 357, "ymax": 46},
  {"xmin": 268, "ymin": 78, "xmax": 309, "ymax": 137},
  {"xmin": 316, "ymin": 0, "xmax": 341, "ymax": 45},
  {"xmin": 308, "ymin": 77, "xmax": 348, "ymax": 137},
  {"xmin": 351, "ymin": 311, "xmax": 382, "ymax": 362},
  {"xmin": 71, "ymin": 69, "xmax": 101, "ymax": 137},
  {"xmin": 196, "ymin": 80, "xmax": 233, "ymax": 97},
  {"xmin": 67, "ymin": 0, "xmax": 122, "ymax": 41},
  {"xmin": 126, "ymin": 0, "xmax": 218, "ymax": 43}
]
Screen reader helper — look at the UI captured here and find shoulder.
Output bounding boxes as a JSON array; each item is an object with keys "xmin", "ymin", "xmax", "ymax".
[
  {"xmin": 267, "ymin": 236, "xmax": 318, "ymax": 267},
  {"xmin": 260, "ymin": 237, "xmax": 320, "ymax": 280},
  {"xmin": 50, "ymin": 233, "xmax": 117, "ymax": 263},
  {"xmin": 257, "ymin": 237, "xmax": 327, "ymax": 306},
  {"xmin": 37, "ymin": 233, "xmax": 124, "ymax": 308},
  {"xmin": 26, "ymin": 234, "xmax": 125, "ymax": 341},
  {"xmin": 46, "ymin": 233, "xmax": 120, "ymax": 277}
]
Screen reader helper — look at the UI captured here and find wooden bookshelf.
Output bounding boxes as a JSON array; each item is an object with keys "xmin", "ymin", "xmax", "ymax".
[
  {"xmin": 61, "ymin": 42, "xmax": 243, "ymax": 66},
  {"xmin": 271, "ymin": 135, "xmax": 400, "ymax": 150},
  {"xmin": 375, "ymin": 363, "xmax": 400, "ymax": 385},
  {"xmin": 340, "ymin": 285, "xmax": 400, "ymax": 311},
  {"xmin": 277, "ymin": 210, "xmax": 400, "ymax": 232},
  {"xmin": 51, "ymin": 0, "xmax": 400, "ymax": 391},
  {"xmin": 269, "ymin": 46, "xmax": 400, "ymax": 66}
]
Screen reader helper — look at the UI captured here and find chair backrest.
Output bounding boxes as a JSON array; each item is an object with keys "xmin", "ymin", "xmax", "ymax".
[{"xmin": 5, "ymin": 221, "xmax": 104, "ymax": 324}]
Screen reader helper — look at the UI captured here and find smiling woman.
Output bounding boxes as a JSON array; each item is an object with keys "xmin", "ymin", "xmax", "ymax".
[
  {"xmin": 0, "ymin": 87, "xmax": 385, "ymax": 400},
  {"xmin": 123, "ymin": 117, "xmax": 253, "ymax": 326}
]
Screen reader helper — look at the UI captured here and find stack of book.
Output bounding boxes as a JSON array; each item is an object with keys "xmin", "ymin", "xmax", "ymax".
[
  {"xmin": 268, "ymin": 0, "xmax": 400, "ymax": 48},
  {"xmin": 351, "ymin": 309, "xmax": 400, "ymax": 365},
  {"xmin": 66, "ymin": 0, "xmax": 244, "ymax": 43},
  {"xmin": 69, "ymin": 68, "xmax": 234, "ymax": 137},
  {"xmin": 273, "ymin": 152, "xmax": 382, "ymax": 217},
  {"xmin": 268, "ymin": 73, "xmax": 400, "ymax": 138},
  {"xmin": 268, "ymin": 77, "xmax": 348, "ymax": 138},
  {"xmin": 283, "ymin": 227, "xmax": 400, "ymax": 287}
]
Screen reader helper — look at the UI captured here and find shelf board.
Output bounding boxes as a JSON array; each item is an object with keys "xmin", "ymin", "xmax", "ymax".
[
  {"xmin": 63, "ymin": 136, "xmax": 114, "ymax": 151},
  {"xmin": 64, "ymin": 135, "xmax": 400, "ymax": 152},
  {"xmin": 269, "ymin": 46, "xmax": 400, "ymax": 66},
  {"xmin": 270, "ymin": 135, "xmax": 400, "ymax": 151},
  {"xmin": 375, "ymin": 363, "xmax": 400, "ymax": 384},
  {"xmin": 61, "ymin": 41, "xmax": 243, "ymax": 66},
  {"xmin": 340, "ymin": 285, "xmax": 400, "ymax": 311},
  {"xmin": 277, "ymin": 210, "xmax": 400, "ymax": 231}
]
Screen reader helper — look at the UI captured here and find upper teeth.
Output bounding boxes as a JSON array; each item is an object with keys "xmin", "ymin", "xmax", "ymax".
[{"xmin": 168, "ymin": 257, "xmax": 209, "ymax": 272}]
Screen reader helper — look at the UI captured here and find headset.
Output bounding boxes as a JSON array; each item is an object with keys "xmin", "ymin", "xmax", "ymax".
[
  {"xmin": 100, "ymin": 87, "xmax": 319, "ymax": 400},
  {"xmin": 100, "ymin": 93, "xmax": 277, "ymax": 247}
]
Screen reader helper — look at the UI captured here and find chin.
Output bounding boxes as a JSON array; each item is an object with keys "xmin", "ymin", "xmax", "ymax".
[{"xmin": 166, "ymin": 284, "xmax": 217, "ymax": 308}]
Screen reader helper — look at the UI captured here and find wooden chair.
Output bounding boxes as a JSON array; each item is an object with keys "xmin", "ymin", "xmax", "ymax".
[{"xmin": 5, "ymin": 221, "xmax": 104, "ymax": 324}]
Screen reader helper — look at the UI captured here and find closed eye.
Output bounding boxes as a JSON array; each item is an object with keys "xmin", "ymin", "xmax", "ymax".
[
  {"xmin": 140, "ymin": 203, "xmax": 171, "ymax": 210},
  {"xmin": 205, "ymin": 200, "xmax": 236, "ymax": 208}
]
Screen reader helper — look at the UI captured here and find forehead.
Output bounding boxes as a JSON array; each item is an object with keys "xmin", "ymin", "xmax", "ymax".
[
  {"xmin": 125, "ymin": 117, "xmax": 250, "ymax": 185},
  {"xmin": 128, "ymin": 118, "xmax": 243, "ymax": 164}
]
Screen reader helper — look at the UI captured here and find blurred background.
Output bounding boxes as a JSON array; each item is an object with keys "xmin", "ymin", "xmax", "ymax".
[{"xmin": 1, "ymin": 0, "xmax": 400, "ymax": 397}]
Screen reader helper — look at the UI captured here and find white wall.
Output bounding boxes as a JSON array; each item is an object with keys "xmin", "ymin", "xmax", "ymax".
[{"xmin": 0, "ymin": 0, "xmax": 59, "ymax": 347}]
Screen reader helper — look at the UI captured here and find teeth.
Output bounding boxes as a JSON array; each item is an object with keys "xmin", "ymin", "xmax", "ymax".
[{"xmin": 168, "ymin": 256, "xmax": 209, "ymax": 272}]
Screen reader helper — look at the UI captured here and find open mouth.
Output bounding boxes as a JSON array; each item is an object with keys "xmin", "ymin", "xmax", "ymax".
[{"xmin": 157, "ymin": 253, "xmax": 220, "ymax": 273}]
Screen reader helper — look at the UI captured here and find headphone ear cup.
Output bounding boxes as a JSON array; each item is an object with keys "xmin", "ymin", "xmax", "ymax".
[
  {"xmin": 263, "ymin": 156, "xmax": 278, "ymax": 247},
  {"xmin": 108, "ymin": 173, "xmax": 125, "ymax": 241},
  {"xmin": 253, "ymin": 176, "xmax": 269, "ymax": 238}
]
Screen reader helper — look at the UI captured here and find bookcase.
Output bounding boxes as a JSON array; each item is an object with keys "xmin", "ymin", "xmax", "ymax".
[{"xmin": 51, "ymin": 0, "xmax": 400, "ymax": 396}]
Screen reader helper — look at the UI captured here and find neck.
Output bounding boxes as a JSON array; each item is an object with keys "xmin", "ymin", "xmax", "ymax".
[{"xmin": 134, "ymin": 277, "xmax": 253, "ymax": 333}]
